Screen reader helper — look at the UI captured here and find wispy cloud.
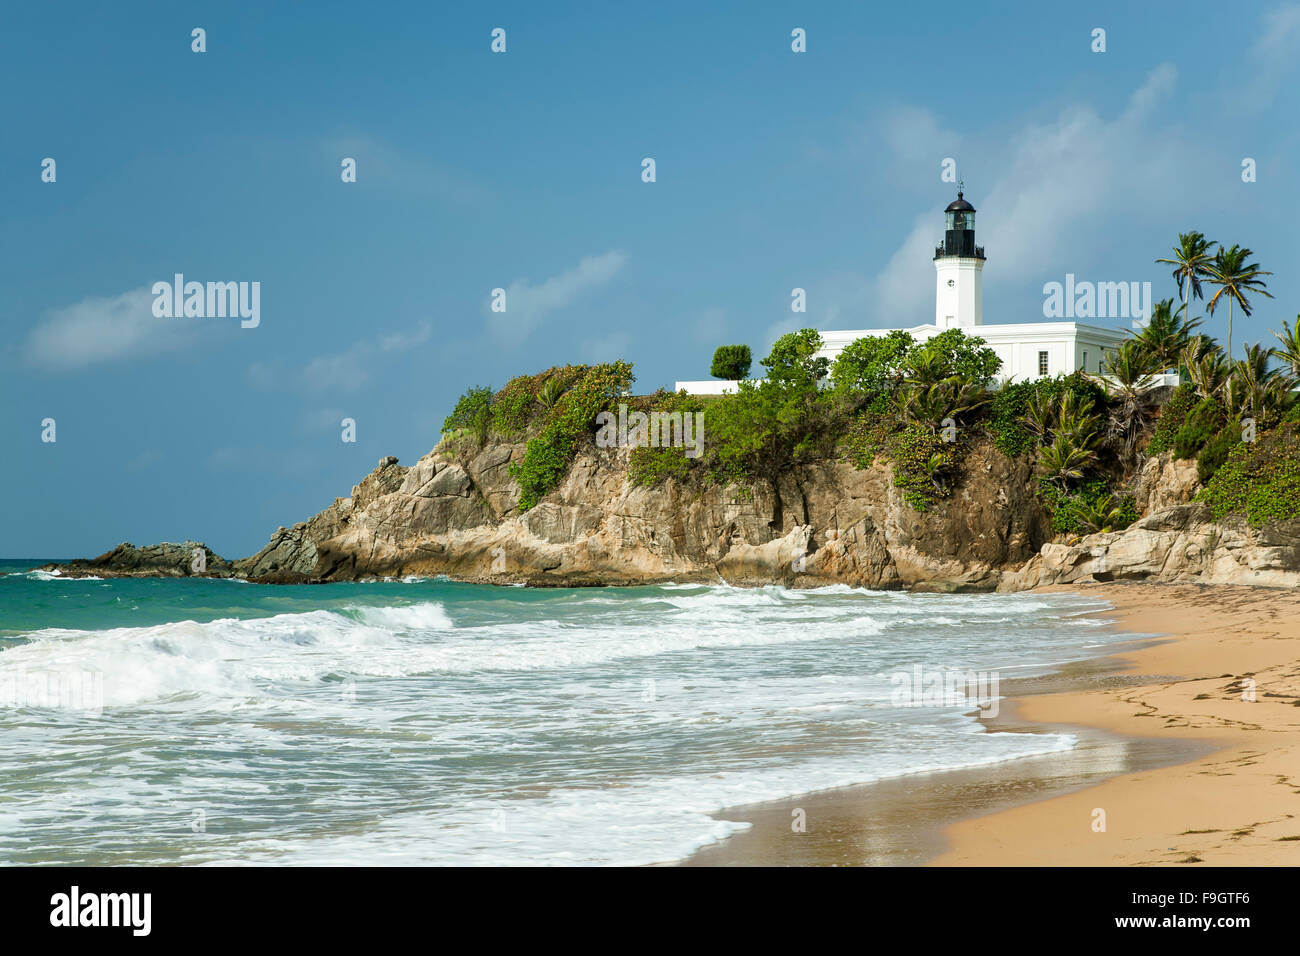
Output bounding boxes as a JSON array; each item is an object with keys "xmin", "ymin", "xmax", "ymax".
[
  {"xmin": 881, "ymin": 105, "xmax": 962, "ymax": 169},
  {"xmin": 488, "ymin": 251, "xmax": 627, "ymax": 342},
  {"xmin": 1243, "ymin": 4, "xmax": 1300, "ymax": 104},
  {"xmin": 247, "ymin": 322, "xmax": 433, "ymax": 393},
  {"xmin": 869, "ymin": 64, "xmax": 1195, "ymax": 320},
  {"xmin": 325, "ymin": 132, "xmax": 486, "ymax": 203},
  {"xmin": 23, "ymin": 286, "xmax": 210, "ymax": 370}
]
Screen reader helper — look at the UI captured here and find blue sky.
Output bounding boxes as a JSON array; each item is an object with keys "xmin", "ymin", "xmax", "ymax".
[{"xmin": 3, "ymin": 0, "xmax": 1298, "ymax": 558}]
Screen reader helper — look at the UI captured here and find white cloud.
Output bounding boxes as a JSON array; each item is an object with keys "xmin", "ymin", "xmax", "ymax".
[
  {"xmin": 488, "ymin": 251, "xmax": 627, "ymax": 342},
  {"xmin": 881, "ymin": 106, "xmax": 961, "ymax": 168},
  {"xmin": 869, "ymin": 65, "xmax": 1195, "ymax": 321},
  {"xmin": 1244, "ymin": 4, "xmax": 1300, "ymax": 102},
  {"xmin": 248, "ymin": 322, "xmax": 432, "ymax": 393},
  {"xmin": 24, "ymin": 286, "xmax": 207, "ymax": 370},
  {"xmin": 1124, "ymin": 63, "xmax": 1178, "ymax": 121}
]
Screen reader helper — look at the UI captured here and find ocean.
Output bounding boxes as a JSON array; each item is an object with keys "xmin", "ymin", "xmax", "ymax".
[{"xmin": 0, "ymin": 558, "xmax": 1124, "ymax": 866}]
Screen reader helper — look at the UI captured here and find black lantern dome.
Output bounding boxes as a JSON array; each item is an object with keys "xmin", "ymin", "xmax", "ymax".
[
  {"xmin": 945, "ymin": 193, "xmax": 976, "ymax": 213},
  {"xmin": 935, "ymin": 190, "xmax": 985, "ymax": 260}
]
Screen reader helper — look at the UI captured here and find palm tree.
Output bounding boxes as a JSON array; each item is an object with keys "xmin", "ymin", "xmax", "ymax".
[
  {"xmin": 1037, "ymin": 433, "xmax": 1096, "ymax": 490},
  {"xmin": 1156, "ymin": 231, "xmax": 1215, "ymax": 338},
  {"xmin": 536, "ymin": 376, "xmax": 568, "ymax": 410},
  {"xmin": 921, "ymin": 452, "xmax": 948, "ymax": 492},
  {"xmin": 1021, "ymin": 389, "xmax": 1058, "ymax": 444},
  {"xmin": 1226, "ymin": 343, "xmax": 1297, "ymax": 427},
  {"xmin": 1099, "ymin": 341, "xmax": 1162, "ymax": 467},
  {"xmin": 1055, "ymin": 390, "xmax": 1102, "ymax": 450},
  {"xmin": 1181, "ymin": 336, "xmax": 1229, "ymax": 400},
  {"xmin": 901, "ymin": 349, "xmax": 951, "ymax": 387},
  {"xmin": 1129, "ymin": 298, "xmax": 1201, "ymax": 372},
  {"xmin": 896, "ymin": 378, "xmax": 987, "ymax": 433},
  {"xmin": 1205, "ymin": 244, "xmax": 1273, "ymax": 359},
  {"xmin": 1075, "ymin": 494, "xmax": 1129, "ymax": 534},
  {"xmin": 1270, "ymin": 316, "xmax": 1300, "ymax": 378}
]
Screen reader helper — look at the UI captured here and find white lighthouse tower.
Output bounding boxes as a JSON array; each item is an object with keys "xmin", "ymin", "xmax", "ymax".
[
  {"xmin": 933, "ymin": 189, "xmax": 984, "ymax": 328},
  {"xmin": 677, "ymin": 186, "xmax": 1146, "ymax": 395}
]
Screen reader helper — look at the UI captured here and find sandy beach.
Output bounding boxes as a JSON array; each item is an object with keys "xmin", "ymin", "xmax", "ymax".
[
  {"xmin": 685, "ymin": 581, "xmax": 1300, "ymax": 867},
  {"xmin": 933, "ymin": 582, "xmax": 1300, "ymax": 866}
]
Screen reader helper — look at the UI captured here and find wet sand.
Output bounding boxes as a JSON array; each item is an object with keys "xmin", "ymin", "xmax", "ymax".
[{"xmin": 682, "ymin": 582, "xmax": 1300, "ymax": 866}]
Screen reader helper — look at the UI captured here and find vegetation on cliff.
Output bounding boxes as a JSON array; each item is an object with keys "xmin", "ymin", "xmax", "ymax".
[
  {"xmin": 1199, "ymin": 419, "xmax": 1300, "ymax": 527},
  {"xmin": 439, "ymin": 231, "xmax": 1297, "ymax": 531},
  {"xmin": 441, "ymin": 362, "xmax": 637, "ymax": 511}
]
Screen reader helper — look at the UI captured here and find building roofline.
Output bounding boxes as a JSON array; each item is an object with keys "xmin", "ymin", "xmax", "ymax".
[{"xmin": 818, "ymin": 321, "xmax": 1131, "ymax": 339}]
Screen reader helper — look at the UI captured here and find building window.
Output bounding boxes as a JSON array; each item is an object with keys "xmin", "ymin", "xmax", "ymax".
[
  {"xmin": 1082, "ymin": 350, "xmax": 1088, "ymax": 371},
  {"xmin": 1038, "ymin": 351, "xmax": 1049, "ymax": 376}
]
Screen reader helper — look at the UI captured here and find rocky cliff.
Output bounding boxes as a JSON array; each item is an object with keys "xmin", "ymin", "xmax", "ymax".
[
  {"xmin": 46, "ymin": 439, "xmax": 1300, "ymax": 592},
  {"xmin": 235, "ymin": 435, "xmax": 1050, "ymax": 589}
]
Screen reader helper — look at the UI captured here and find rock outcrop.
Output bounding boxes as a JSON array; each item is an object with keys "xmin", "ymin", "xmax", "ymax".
[
  {"xmin": 213, "ymin": 438, "xmax": 1050, "ymax": 589},
  {"xmin": 1132, "ymin": 452, "xmax": 1200, "ymax": 515},
  {"xmin": 1001, "ymin": 503, "xmax": 1300, "ymax": 591},
  {"xmin": 45, "ymin": 541, "xmax": 234, "ymax": 579},
  {"xmin": 47, "ymin": 442, "xmax": 1300, "ymax": 593}
]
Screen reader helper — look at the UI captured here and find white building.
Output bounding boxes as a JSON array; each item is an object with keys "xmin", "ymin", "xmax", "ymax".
[{"xmin": 677, "ymin": 192, "xmax": 1138, "ymax": 394}]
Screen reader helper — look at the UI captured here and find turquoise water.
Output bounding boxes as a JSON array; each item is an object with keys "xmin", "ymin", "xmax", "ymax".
[{"xmin": 0, "ymin": 559, "xmax": 1124, "ymax": 865}]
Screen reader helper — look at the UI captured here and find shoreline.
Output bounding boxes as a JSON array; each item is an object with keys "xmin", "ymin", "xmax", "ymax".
[
  {"xmin": 682, "ymin": 581, "xmax": 1300, "ymax": 866},
  {"xmin": 933, "ymin": 582, "xmax": 1300, "ymax": 865}
]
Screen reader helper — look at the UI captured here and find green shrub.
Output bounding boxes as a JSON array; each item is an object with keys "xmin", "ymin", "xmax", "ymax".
[
  {"xmin": 1146, "ymin": 382, "xmax": 1196, "ymax": 456},
  {"xmin": 442, "ymin": 385, "xmax": 493, "ymax": 444},
  {"xmin": 1038, "ymin": 478, "xmax": 1138, "ymax": 535},
  {"xmin": 830, "ymin": 331, "xmax": 914, "ymax": 394},
  {"xmin": 628, "ymin": 445, "xmax": 693, "ymax": 485},
  {"xmin": 844, "ymin": 395, "xmax": 893, "ymax": 469},
  {"xmin": 509, "ymin": 362, "xmax": 636, "ymax": 510},
  {"xmin": 624, "ymin": 390, "xmax": 707, "ymax": 487},
  {"xmin": 1198, "ymin": 423, "xmax": 1300, "ymax": 526},
  {"xmin": 491, "ymin": 366, "xmax": 589, "ymax": 436},
  {"xmin": 1172, "ymin": 397, "xmax": 1226, "ymax": 460},
  {"xmin": 491, "ymin": 377, "xmax": 545, "ymax": 436},
  {"xmin": 703, "ymin": 331, "xmax": 845, "ymax": 494},
  {"xmin": 761, "ymin": 328, "xmax": 829, "ymax": 385},
  {"xmin": 986, "ymin": 381, "xmax": 1037, "ymax": 458},
  {"xmin": 887, "ymin": 424, "xmax": 958, "ymax": 512},
  {"xmin": 1196, "ymin": 427, "xmax": 1240, "ymax": 483},
  {"xmin": 710, "ymin": 344, "xmax": 752, "ymax": 381},
  {"xmin": 909, "ymin": 328, "xmax": 1003, "ymax": 388},
  {"xmin": 985, "ymin": 372, "xmax": 1106, "ymax": 459}
]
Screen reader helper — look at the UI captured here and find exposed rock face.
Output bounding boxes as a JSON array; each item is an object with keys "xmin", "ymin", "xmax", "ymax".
[
  {"xmin": 1133, "ymin": 452, "xmax": 1200, "ymax": 515},
  {"xmin": 48, "ymin": 436, "xmax": 1300, "ymax": 592},
  {"xmin": 1001, "ymin": 504, "xmax": 1300, "ymax": 591},
  {"xmin": 216, "ymin": 435, "xmax": 1053, "ymax": 589}
]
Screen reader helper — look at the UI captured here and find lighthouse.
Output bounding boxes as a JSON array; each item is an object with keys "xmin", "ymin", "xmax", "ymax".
[
  {"xmin": 933, "ymin": 189, "xmax": 985, "ymax": 329},
  {"xmin": 677, "ymin": 187, "xmax": 1143, "ymax": 395}
]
